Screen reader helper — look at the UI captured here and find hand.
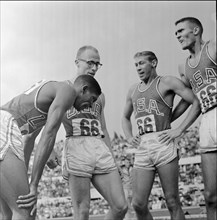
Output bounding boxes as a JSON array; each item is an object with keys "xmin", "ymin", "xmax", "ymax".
[
  {"xmin": 158, "ymin": 129, "xmax": 182, "ymax": 145},
  {"xmin": 127, "ymin": 134, "xmax": 141, "ymax": 148},
  {"xmin": 47, "ymin": 149, "xmax": 61, "ymax": 169},
  {"xmin": 16, "ymin": 184, "xmax": 38, "ymax": 216}
]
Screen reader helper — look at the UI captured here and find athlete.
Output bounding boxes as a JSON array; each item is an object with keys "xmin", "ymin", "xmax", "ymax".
[
  {"xmin": 0, "ymin": 74, "xmax": 101, "ymax": 219},
  {"xmin": 122, "ymin": 51, "xmax": 201, "ymax": 220},
  {"xmin": 174, "ymin": 17, "xmax": 217, "ymax": 220},
  {"xmin": 17, "ymin": 45, "xmax": 128, "ymax": 220},
  {"xmin": 61, "ymin": 45, "xmax": 128, "ymax": 220}
]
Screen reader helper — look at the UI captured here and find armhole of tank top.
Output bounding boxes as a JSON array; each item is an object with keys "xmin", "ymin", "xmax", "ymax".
[
  {"xmin": 206, "ymin": 41, "xmax": 217, "ymax": 65},
  {"xmin": 97, "ymin": 93, "xmax": 104, "ymax": 114},
  {"xmin": 188, "ymin": 41, "xmax": 209, "ymax": 68},
  {"xmin": 34, "ymin": 81, "xmax": 52, "ymax": 115},
  {"xmin": 156, "ymin": 76, "xmax": 173, "ymax": 109},
  {"xmin": 184, "ymin": 59, "xmax": 188, "ymax": 79}
]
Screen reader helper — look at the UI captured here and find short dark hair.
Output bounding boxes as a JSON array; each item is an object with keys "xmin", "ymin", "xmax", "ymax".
[
  {"xmin": 76, "ymin": 45, "xmax": 99, "ymax": 59},
  {"xmin": 175, "ymin": 17, "xmax": 203, "ymax": 36},
  {"xmin": 74, "ymin": 74, "xmax": 101, "ymax": 96},
  {"xmin": 134, "ymin": 51, "xmax": 158, "ymax": 63}
]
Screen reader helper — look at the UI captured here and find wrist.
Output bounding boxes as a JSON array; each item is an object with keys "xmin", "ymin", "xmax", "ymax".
[{"xmin": 30, "ymin": 180, "xmax": 39, "ymax": 189}]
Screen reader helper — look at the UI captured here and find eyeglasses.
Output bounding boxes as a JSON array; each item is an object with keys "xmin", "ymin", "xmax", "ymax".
[{"xmin": 78, "ymin": 59, "xmax": 103, "ymax": 69}]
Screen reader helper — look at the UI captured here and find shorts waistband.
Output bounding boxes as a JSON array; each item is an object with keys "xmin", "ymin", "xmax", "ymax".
[
  {"xmin": 140, "ymin": 129, "xmax": 170, "ymax": 140},
  {"xmin": 66, "ymin": 135, "xmax": 103, "ymax": 140},
  {"xmin": 0, "ymin": 110, "xmax": 19, "ymax": 128}
]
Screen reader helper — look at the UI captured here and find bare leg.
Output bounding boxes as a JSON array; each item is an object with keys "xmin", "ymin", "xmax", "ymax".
[
  {"xmin": 92, "ymin": 169, "xmax": 128, "ymax": 220},
  {"xmin": 0, "ymin": 197, "xmax": 12, "ymax": 220},
  {"xmin": 68, "ymin": 175, "xmax": 91, "ymax": 220},
  {"xmin": 123, "ymin": 188, "xmax": 133, "ymax": 220},
  {"xmin": 158, "ymin": 157, "xmax": 185, "ymax": 220},
  {"xmin": 131, "ymin": 168, "xmax": 155, "ymax": 220},
  {"xmin": 0, "ymin": 148, "xmax": 34, "ymax": 220},
  {"xmin": 201, "ymin": 152, "xmax": 217, "ymax": 220}
]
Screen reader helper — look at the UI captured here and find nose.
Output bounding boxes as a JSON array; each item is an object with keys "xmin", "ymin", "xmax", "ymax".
[
  {"xmin": 136, "ymin": 65, "xmax": 142, "ymax": 72},
  {"xmin": 91, "ymin": 64, "xmax": 98, "ymax": 72},
  {"xmin": 176, "ymin": 32, "xmax": 181, "ymax": 39}
]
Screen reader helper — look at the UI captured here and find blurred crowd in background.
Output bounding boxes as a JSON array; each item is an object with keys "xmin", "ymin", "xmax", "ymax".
[{"xmin": 28, "ymin": 126, "xmax": 205, "ymax": 219}]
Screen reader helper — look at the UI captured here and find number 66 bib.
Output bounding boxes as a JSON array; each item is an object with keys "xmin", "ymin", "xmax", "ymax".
[{"xmin": 136, "ymin": 114, "xmax": 157, "ymax": 135}]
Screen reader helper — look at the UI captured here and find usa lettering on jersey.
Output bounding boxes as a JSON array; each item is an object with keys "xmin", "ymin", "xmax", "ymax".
[
  {"xmin": 190, "ymin": 68, "xmax": 217, "ymax": 113},
  {"xmin": 133, "ymin": 98, "xmax": 164, "ymax": 116},
  {"xmin": 190, "ymin": 68, "xmax": 216, "ymax": 93},
  {"xmin": 66, "ymin": 102, "xmax": 101, "ymax": 119}
]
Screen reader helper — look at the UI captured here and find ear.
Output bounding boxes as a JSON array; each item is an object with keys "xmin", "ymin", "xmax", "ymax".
[
  {"xmin": 75, "ymin": 60, "xmax": 79, "ymax": 66},
  {"xmin": 82, "ymin": 85, "xmax": 88, "ymax": 94},
  {"xmin": 193, "ymin": 26, "xmax": 200, "ymax": 36},
  {"xmin": 152, "ymin": 59, "xmax": 158, "ymax": 68}
]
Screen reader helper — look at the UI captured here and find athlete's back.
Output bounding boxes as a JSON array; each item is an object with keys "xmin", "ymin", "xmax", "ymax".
[{"xmin": 0, "ymin": 80, "xmax": 54, "ymax": 135}]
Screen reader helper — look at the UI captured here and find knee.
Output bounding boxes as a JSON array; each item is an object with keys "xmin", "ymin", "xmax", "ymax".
[
  {"xmin": 132, "ymin": 198, "xmax": 149, "ymax": 214},
  {"xmin": 204, "ymin": 190, "xmax": 217, "ymax": 208},
  {"xmin": 112, "ymin": 201, "xmax": 128, "ymax": 217},
  {"xmin": 75, "ymin": 201, "xmax": 90, "ymax": 217},
  {"xmin": 79, "ymin": 206, "xmax": 90, "ymax": 217},
  {"xmin": 165, "ymin": 194, "xmax": 181, "ymax": 211},
  {"xmin": 119, "ymin": 202, "xmax": 128, "ymax": 216}
]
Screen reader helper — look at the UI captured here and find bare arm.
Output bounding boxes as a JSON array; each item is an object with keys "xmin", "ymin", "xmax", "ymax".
[
  {"xmin": 17, "ymin": 84, "xmax": 75, "ymax": 211},
  {"xmin": 171, "ymin": 64, "xmax": 192, "ymax": 122},
  {"xmin": 122, "ymin": 85, "xmax": 140, "ymax": 147},
  {"xmin": 46, "ymin": 147, "xmax": 61, "ymax": 169},
  {"xmin": 100, "ymin": 93, "xmax": 112, "ymax": 148},
  {"xmin": 23, "ymin": 128, "xmax": 42, "ymax": 169},
  {"xmin": 159, "ymin": 76, "xmax": 201, "ymax": 144}
]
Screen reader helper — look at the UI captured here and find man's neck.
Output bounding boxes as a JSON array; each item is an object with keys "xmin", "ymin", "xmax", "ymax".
[
  {"xmin": 189, "ymin": 39, "xmax": 205, "ymax": 59},
  {"xmin": 142, "ymin": 72, "xmax": 158, "ymax": 85}
]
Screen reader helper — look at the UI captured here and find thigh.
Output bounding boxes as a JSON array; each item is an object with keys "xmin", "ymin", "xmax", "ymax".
[
  {"xmin": 92, "ymin": 169, "xmax": 126, "ymax": 208},
  {"xmin": 201, "ymin": 152, "xmax": 217, "ymax": 193},
  {"xmin": 132, "ymin": 168, "xmax": 155, "ymax": 205},
  {"xmin": 0, "ymin": 148, "xmax": 30, "ymax": 217},
  {"xmin": 0, "ymin": 197, "xmax": 12, "ymax": 220},
  {"xmin": 199, "ymin": 109, "xmax": 217, "ymax": 152},
  {"xmin": 157, "ymin": 157, "xmax": 179, "ymax": 197},
  {"xmin": 64, "ymin": 137, "xmax": 95, "ymax": 178},
  {"xmin": 68, "ymin": 174, "xmax": 91, "ymax": 206}
]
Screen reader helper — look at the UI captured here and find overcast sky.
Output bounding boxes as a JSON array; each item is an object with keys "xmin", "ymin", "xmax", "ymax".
[{"xmin": 1, "ymin": 1, "xmax": 216, "ymax": 141}]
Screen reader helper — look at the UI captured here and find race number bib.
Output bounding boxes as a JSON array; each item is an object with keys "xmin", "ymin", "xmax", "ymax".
[
  {"xmin": 72, "ymin": 118, "xmax": 103, "ymax": 136},
  {"xmin": 136, "ymin": 114, "xmax": 156, "ymax": 135},
  {"xmin": 196, "ymin": 82, "xmax": 217, "ymax": 113}
]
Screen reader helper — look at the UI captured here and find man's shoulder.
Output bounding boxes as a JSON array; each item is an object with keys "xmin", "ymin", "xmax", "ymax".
[
  {"xmin": 56, "ymin": 80, "xmax": 74, "ymax": 90},
  {"xmin": 47, "ymin": 80, "xmax": 75, "ymax": 100},
  {"xmin": 129, "ymin": 83, "xmax": 138, "ymax": 93},
  {"xmin": 160, "ymin": 75, "xmax": 178, "ymax": 84},
  {"xmin": 159, "ymin": 75, "xmax": 184, "ymax": 90}
]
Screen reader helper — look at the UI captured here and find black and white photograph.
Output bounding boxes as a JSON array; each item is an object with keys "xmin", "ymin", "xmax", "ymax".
[{"xmin": 0, "ymin": 1, "xmax": 216, "ymax": 220}]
